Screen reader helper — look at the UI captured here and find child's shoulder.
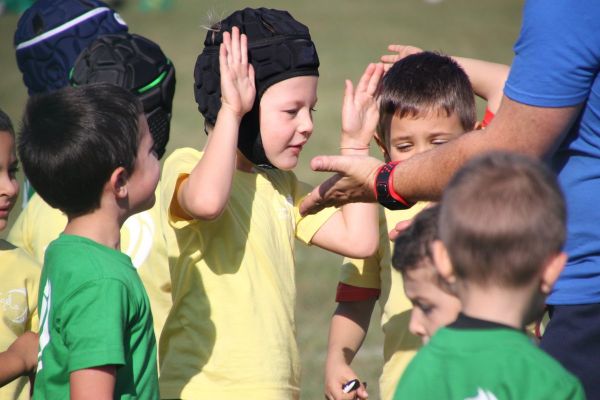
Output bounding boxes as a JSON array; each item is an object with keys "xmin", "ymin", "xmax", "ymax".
[
  {"xmin": 45, "ymin": 234, "xmax": 134, "ymax": 280},
  {"xmin": 0, "ymin": 239, "xmax": 40, "ymax": 275}
]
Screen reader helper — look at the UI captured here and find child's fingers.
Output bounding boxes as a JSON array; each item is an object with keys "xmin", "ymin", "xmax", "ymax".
[
  {"xmin": 366, "ymin": 63, "xmax": 384, "ymax": 95},
  {"xmin": 248, "ymin": 64, "xmax": 256, "ymax": 89},
  {"xmin": 380, "ymin": 54, "xmax": 400, "ymax": 64},
  {"xmin": 342, "ymin": 79, "xmax": 355, "ymax": 114},
  {"xmin": 231, "ymin": 26, "xmax": 240, "ymax": 66},
  {"xmin": 223, "ymin": 31, "xmax": 233, "ymax": 65},
  {"xmin": 355, "ymin": 63, "xmax": 375, "ymax": 94},
  {"xmin": 219, "ymin": 43, "xmax": 228, "ymax": 72},
  {"xmin": 240, "ymin": 33, "xmax": 248, "ymax": 66}
]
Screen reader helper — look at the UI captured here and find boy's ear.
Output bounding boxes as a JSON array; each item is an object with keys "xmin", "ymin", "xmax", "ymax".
[
  {"xmin": 109, "ymin": 166, "xmax": 129, "ymax": 199},
  {"xmin": 432, "ymin": 240, "xmax": 456, "ymax": 284},
  {"xmin": 374, "ymin": 133, "xmax": 391, "ymax": 162},
  {"xmin": 540, "ymin": 252, "xmax": 567, "ymax": 294}
]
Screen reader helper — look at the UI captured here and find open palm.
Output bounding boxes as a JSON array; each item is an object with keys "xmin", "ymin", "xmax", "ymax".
[{"xmin": 219, "ymin": 27, "xmax": 256, "ymax": 118}]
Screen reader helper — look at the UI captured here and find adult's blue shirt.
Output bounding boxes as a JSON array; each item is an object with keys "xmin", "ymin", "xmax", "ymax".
[{"xmin": 505, "ymin": 0, "xmax": 600, "ymax": 304}]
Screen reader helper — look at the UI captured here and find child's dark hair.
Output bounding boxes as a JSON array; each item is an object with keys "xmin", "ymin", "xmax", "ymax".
[
  {"xmin": 19, "ymin": 83, "xmax": 143, "ymax": 216},
  {"xmin": 392, "ymin": 205, "xmax": 440, "ymax": 273},
  {"xmin": 377, "ymin": 52, "xmax": 476, "ymax": 151},
  {"xmin": 439, "ymin": 151, "xmax": 566, "ymax": 288},
  {"xmin": 0, "ymin": 108, "xmax": 14, "ymax": 136}
]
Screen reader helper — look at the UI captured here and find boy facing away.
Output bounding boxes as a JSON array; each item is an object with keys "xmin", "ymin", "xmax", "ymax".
[
  {"xmin": 18, "ymin": 83, "xmax": 160, "ymax": 399},
  {"xmin": 393, "ymin": 152, "xmax": 585, "ymax": 399},
  {"xmin": 9, "ymin": 32, "xmax": 176, "ymax": 343},
  {"xmin": 325, "ymin": 51, "xmax": 508, "ymax": 400},
  {"xmin": 158, "ymin": 8, "xmax": 379, "ymax": 399}
]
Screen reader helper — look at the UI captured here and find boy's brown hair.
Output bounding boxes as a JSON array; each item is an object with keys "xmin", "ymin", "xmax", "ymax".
[
  {"xmin": 392, "ymin": 205, "xmax": 440, "ymax": 273},
  {"xmin": 376, "ymin": 51, "xmax": 476, "ymax": 158},
  {"xmin": 439, "ymin": 151, "xmax": 566, "ymax": 288},
  {"xmin": 392, "ymin": 205, "xmax": 455, "ymax": 295}
]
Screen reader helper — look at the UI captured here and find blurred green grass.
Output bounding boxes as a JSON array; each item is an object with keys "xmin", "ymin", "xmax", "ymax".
[{"xmin": 0, "ymin": 1, "xmax": 521, "ymax": 398}]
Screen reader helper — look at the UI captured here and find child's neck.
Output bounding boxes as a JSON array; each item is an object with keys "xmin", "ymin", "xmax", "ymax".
[
  {"xmin": 458, "ymin": 282, "xmax": 536, "ymax": 330},
  {"xmin": 64, "ymin": 207, "xmax": 123, "ymax": 250}
]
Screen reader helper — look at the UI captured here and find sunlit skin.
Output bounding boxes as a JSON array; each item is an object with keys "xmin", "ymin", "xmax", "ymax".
[
  {"xmin": 256, "ymin": 76, "xmax": 318, "ymax": 171},
  {"xmin": 126, "ymin": 116, "xmax": 160, "ymax": 216},
  {"xmin": 384, "ymin": 110, "xmax": 466, "ymax": 163},
  {"xmin": 403, "ymin": 265, "xmax": 462, "ymax": 344},
  {"xmin": 0, "ymin": 131, "xmax": 19, "ymax": 232}
]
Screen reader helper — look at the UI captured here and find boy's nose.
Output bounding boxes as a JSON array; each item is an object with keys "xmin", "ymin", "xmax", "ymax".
[
  {"xmin": 0, "ymin": 174, "xmax": 18, "ymax": 199},
  {"xmin": 298, "ymin": 111, "xmax": 313, "ymax": 137},
  {"xmin": 408, "ymin": 309, "xmax": 427, "ymax": 339}
]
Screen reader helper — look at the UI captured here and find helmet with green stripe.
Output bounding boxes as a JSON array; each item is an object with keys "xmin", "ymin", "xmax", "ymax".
[{"xmin": 70, "ymin": 33, "xmax": 176, "ymax": 159}]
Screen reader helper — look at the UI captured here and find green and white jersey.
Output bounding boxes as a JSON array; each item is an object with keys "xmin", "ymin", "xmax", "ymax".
[
  {"xmin": 393, "ymin": 315, "xmax": 585, "ymax": 400},
  {"xmin": 34, "ymin": 234, "xmax": 158, "ymax": 399}
]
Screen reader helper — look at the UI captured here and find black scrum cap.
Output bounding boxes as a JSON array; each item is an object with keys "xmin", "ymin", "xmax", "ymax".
[{"xmin": 194, "ymin": 8, "xmax": 319, "ymax": 167}]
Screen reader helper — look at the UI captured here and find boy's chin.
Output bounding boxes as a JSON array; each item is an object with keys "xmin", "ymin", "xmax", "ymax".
[{"xmin": 271, "ymin": 157, "xmax": 299, "ymax": 171}]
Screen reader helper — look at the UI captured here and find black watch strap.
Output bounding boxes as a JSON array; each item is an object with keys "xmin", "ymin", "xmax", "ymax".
[{"xmin": 375, "ymin": 161, "xmax": 413, "ymax": 210}]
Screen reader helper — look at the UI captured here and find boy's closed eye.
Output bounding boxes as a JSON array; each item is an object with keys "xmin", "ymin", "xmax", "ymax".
[
  {"xmin": 413, "ymin": 299, "xmax": 434, "ymax": 315},
  {"xmin": 395, "ymin": 142, "xmax": 414, "ymax": 152}
]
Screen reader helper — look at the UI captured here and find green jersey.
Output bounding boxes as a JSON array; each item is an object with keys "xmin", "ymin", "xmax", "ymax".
[
  {"xmin": 393, "ymin": 315, "xmax": 584, "ymax": 400},
  {"xmin": 34, "ymin": 234, "xmax": 158, "ymax": 399}
]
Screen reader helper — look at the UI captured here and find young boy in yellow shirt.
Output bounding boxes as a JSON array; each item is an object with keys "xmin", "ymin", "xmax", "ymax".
[
  {"xmin": 324, "ymin": 50, "xmax": 508, "ymax": 400},
  {"xmin": 158, "ymin": 8, "xmax": 380, "ymax": 399}
]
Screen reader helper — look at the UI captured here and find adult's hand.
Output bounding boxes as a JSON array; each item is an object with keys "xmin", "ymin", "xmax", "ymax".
[{"xmin": 300, "ymin": 155, "xmax": 384, "ymax": 216}]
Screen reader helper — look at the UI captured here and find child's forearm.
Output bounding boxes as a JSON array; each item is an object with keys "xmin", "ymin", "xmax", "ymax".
[
  {"xmin": 178, "ymin": 108, "xmax": 241, "ymax": 220},
  {"xmin": 451, "ymin": 57, "xmax": 509, "ymax": 114},
  {"xmin": 0, "ymin": 332, "xmax": 38, "ymax": 386},
  {"xmin": 0, "ymin": 353, "xmax": 28, "ymax": 387},
  {"xmin": 327, "ymin": 301, "xmax": 374, "ymax": 365}
]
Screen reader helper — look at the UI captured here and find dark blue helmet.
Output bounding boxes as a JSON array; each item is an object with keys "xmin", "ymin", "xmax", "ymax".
[{"xmin": 14, "ymin": 0, "xmax": 128, "ymax": 95}]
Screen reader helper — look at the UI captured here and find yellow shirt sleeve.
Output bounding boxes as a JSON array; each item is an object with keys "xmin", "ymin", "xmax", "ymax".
[
  {"xmin": 292, "ymin": 179, "xmax": 339, "ymax": 244},
  {"xmin": 7, "ymin": 193, "xmax": 65, "ymax": 264}
]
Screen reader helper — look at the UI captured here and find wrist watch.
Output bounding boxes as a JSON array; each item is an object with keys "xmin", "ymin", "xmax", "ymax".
[{"xmin": 374, "ymin": 161, "xmax": 414, "ymax": 210}]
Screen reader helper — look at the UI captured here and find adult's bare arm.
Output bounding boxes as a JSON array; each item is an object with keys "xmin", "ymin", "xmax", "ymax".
[{"xmin": 300, "ymin": 96, "xmax": 581, "ymax": 216}]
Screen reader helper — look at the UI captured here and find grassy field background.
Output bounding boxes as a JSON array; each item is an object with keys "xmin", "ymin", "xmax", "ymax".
[{"xmin": 0, "ymin": 1, "xmax": 522, "ymax": 398}]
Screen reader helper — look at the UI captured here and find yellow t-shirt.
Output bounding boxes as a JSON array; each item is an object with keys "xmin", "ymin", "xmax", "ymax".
[
  {"xmin": 7, "ymin": 190, "xmax": 171, "ymax": 340},
  {"xmin": 158, "ymin": 148, "xmax": 335, "ymax": 400},
  {"xmin": 338, "ymin": 202, "xmax": 429, "ymax": 400},
  {"xmin": 0, "ymin": 240, "xmax": 39, "ymax": 400}
]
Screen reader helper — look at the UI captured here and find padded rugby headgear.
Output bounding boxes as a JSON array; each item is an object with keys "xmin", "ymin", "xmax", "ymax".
[
  {"xmin": 14, "ymin": 0, "xmax": 128, "ymax": 95},
  {"xmin": 194, "ymin": 7, "xmax": 319, "ymax": 167},
  {"xmin": 70, "ymin": 33, "xmax": 176, "ymax": 159}
]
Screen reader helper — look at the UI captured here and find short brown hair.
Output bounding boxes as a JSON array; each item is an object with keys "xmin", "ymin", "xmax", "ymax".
[
  {"xmin": 376, "ymin": 52, "xmax": 476, "ymax": 152},
  {"xmin": 392, "ymin": 205, "xmax": 440, "ymax": 273},
  {"xmin": 439, "ymin": 151, "xmax": 566, "ymax": 288}
]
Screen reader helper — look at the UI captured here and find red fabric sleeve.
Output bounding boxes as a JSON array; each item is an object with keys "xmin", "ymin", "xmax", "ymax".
[
  {"xmin": 336, "ymin": 282, "xmax": 380, "ymax": 302},
  {"xmin": 481, "ymin": 107, "xmax": 495, "ymax": 128}
]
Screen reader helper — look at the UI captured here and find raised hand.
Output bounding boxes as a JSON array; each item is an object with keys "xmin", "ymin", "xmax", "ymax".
[
  {"xmin": 340, "ymin": 63, "xmax": 384, "ymax": 154},
  {"xmin": 219, "ymin": 26, "xmax": 256, "ymax": 118},
  {"xmin": 380, "ymin": 44, "xmax": 422, "ymax": 72}
]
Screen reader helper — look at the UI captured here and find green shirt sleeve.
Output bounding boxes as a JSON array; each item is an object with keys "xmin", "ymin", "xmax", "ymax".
[{"xmin": 60, "ymin": 278, "xmax": 132, "ymax": 372}]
